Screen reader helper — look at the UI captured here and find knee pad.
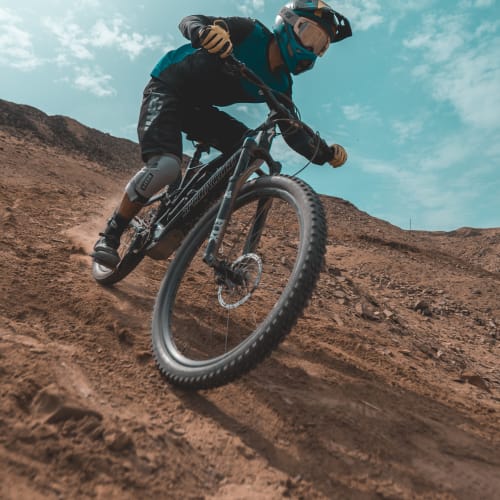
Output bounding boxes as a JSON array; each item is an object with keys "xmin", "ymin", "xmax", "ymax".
[{"xmin": 125, "ymin": 154, "xmax": 181, "ymax": 202}]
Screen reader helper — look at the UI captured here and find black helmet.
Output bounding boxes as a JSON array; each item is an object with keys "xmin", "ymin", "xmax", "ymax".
[{"xmin": 274, "ymin": 1, "xmax": 352, "ymax": 74}]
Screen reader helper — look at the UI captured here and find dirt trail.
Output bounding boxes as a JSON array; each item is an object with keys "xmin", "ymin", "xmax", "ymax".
[{"xmin": 0, "ymin": 109, "xmax": 499, "ymax": 499}]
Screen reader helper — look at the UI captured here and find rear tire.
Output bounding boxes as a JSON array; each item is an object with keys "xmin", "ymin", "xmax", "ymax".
[
  {"xmin": 92, "ymin": 204, "xmax": 159, "ymax": 286},
  {"xmin": 151, "ymin": 175, "xmax": 326, "ymax": 389},
  {"xmin": 92, "ymin": 250, "xmax": 145, "ymax": 287}
]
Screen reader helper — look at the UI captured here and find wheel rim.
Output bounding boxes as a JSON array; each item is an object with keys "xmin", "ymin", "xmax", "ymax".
[
  {"xmin": 92, "ymin": 203, "xmax": 159, "ymax": 279},
  {"xmin": 92, "ymin": 226, "xmax": 137, "ymax": 277},
  {"xmin": 165, "ymin": 189, "xmax": 303, "ymax": 365}
]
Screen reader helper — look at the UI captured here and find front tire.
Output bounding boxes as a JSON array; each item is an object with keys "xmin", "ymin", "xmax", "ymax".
[{"xmin": 151, "ymin": 175, "xmax": 327, "ymax": 389}]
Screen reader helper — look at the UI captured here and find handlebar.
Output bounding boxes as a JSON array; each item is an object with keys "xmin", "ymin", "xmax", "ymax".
[
  {"xmin": 223, "ymin": 55, "xmax": 333, "ymax": 164},
  {"xmin": 223, "ymin": 55, "xmax": 291, "ymax": 116}
]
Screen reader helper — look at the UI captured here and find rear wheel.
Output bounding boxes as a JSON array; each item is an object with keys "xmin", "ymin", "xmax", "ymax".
[
  {"xmin": 151, "ymin": 175, "xmax": 327, "ymax": 389},
  {"xmin": 92, "ymin": 203, "xmax": 159, "ymax": 286}
]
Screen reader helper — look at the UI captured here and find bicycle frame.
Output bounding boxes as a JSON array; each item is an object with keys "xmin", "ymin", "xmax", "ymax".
[
  {"xmin": 145, "ymin": 118, "xmax": 281, "ymax": 264},
  {"xmin": 144, "ymin": 56, "xmax": 302, "ymax": 267}
]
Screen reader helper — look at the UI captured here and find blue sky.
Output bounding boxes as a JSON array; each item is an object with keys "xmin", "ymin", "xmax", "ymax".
[{"xmin": 1, "ymin": 0, "xmax": 499, "ymax": 230}]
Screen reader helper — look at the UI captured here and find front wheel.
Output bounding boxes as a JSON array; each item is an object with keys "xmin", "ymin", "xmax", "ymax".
[{"xmin": 151, "ymin": 175, "xmax": 327, "ymax": 389}]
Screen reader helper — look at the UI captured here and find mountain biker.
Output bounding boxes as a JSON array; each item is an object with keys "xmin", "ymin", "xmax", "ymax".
[{"xmin": 92, "ymin": 0, "xmax": 352, "ymax": 269}]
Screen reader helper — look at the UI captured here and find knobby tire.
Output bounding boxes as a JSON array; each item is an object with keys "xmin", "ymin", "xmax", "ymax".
[
  {"xmin": 91, "ymin": 205, "xmax": 158, "ymax": 286},
  {"xmin": 151, "ymin": 175, "xmax": 327, "ymax": 389}
]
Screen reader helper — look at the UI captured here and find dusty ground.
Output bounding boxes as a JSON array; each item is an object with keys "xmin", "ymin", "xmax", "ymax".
[{"xmin": 0, "ymin": 101, "xmax": 499, "ymax": 499}]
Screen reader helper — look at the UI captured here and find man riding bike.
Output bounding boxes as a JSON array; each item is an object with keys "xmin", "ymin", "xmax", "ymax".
[{"xmin": 92, "ymin": 1, "xmax": 352, "ymax": 269}]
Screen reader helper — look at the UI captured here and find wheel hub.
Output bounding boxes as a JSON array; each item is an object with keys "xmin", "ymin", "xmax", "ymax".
[{"xmin": 217, "ymin": 253, "xmax": 262, "ymax": 309}]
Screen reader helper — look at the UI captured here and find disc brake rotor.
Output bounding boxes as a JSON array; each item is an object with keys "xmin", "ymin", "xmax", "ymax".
[{"xmin": 218, "ymin": 253, "xmax": 263, "ymax": 310}]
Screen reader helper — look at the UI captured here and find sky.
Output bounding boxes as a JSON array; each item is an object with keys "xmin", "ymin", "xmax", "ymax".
[{"xmin": 1, "ymin": 0, "xmax": 499, "ymax": 231}]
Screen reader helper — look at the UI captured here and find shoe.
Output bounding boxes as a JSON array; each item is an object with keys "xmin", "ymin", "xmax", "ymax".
[
  {"xmin": 92, "ymin": 213, "xmax": 128, "ymax": 269},
  {"xmin": 92, "ymin": 233, "xmax": 120, "ymax": 269}
]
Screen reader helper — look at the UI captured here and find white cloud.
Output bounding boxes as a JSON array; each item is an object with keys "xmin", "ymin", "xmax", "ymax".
[
  {"xmin": 76, "ymin": 0, "xmax": 100, "ymax": 7},
  {"xmin": 231, "ymin": 103, "xmax": 267, "ymax": 127},
  {"xmin": 37, "ymin": 12, "xmax": 165, "ymax": 97},
  {"xmin": 342, "ymin": 103, "xmax": 379, "ymax": 122},
  {"xmin": 43, "ymin": 16, "xmax": 163, "ymax": 62},
  {"xmin": 271, "ymin": 136, "xmax": 306, "ymax": 169},
  {"xmin": 0, "ymin": 7, "xmax": 20, "ymax": 23},
  {"xmin": 417, "ymin": 134, "xmax": 476, "ymax": 172},
  {"xmin": 475, "ymin": 20, "xmax": 500, "ymax": 36},
  {"xmin": 404, "ymin": 12, "xmax": 500, "ymax": 130},
  {"xmin": 1, "ymin": 5, "xmax": 166, "ymax": 98},
  {"xmin": 433, "ymin": 46, "xmax": 500, "ymax": 129},
  {"xmin": 334, "ymin": 0, "xmax": 383, "ymax": 31},
  {"xmin": 392, "ymin": 117, "xmax": 424, "ymax": 144},
  {"xmin": 90, "ymin": 18, "xmax": 163, "ymax": 59},
  {"xmin": 355, "ymin": 120, "xmax": 500, "ymax": 230},
  {"xmin": 335, "ymin": 0, "xmax": 442, "ymax": 33},
  {"xmin": 357, "ymin": 154, "xmax": 474, "ymax": 229},
  {"xmin": 73, "ymin": 67, "xmax": 116, "ymax": 97},
  {"xmin": 43, "ymin": 19, "xmax": 94, "ymax": 60},
  {"xmin": 403, "ymin": 14, "xmax": 466, "ymax": 63},
  {"xmin": 460, "ymin": 0, "xmax": 495, "ymax": 7},
  {"xmin": 0, "ymin": 8, "xmax": 41, "ymax": 70},
  {"xmin": 238, "ymin": 0, "xmax": 265, "ymax": 17}
]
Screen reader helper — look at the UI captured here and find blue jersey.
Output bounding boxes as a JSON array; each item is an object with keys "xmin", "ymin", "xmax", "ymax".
[
  {"xmin": 152, "ymin": 17, "xmax": 292, "ymax": 106},
  {"xmin": 149, "ymin": 15, "xmax": 332, "ymax": 165}
]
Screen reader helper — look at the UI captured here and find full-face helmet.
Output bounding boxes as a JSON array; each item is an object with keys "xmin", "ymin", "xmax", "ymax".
[{"xmin": 273, "ymin": 1, "xmax": 352, "ymax": 75}]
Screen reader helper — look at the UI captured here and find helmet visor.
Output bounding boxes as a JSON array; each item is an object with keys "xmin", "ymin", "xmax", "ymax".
[
  {"xmin": 292, "ymin": 0, "xmax": 331, "ymax": 9},
  {"xmin": 293, "ymin": 17, "xmax": 330, "ymax": 56}
]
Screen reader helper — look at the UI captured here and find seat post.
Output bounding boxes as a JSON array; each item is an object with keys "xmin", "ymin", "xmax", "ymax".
[{"xmin": 186, "ymin": 137, "xmax": 211, "ymax": 169}]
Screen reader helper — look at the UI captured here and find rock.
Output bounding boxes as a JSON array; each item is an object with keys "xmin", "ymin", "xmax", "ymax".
[
  {"xmin": 32, "ymin": 386, "xmax": 103, "ymax": 424},
  {"xmin": 327, "ymin": 266, "xmax": 342, "ymax": 277},
  {"xmin": 332, "ymin": 314, "xmax": 344, "ymax": 327},
  {"xmin": 355, "ymin": 301, "xmax": 380, "ymax": 321},
  {"xmin": 456, "ymin": 373, "xmax": 491, "ymax": 393},
  {"xmin": 414, "ymin": 300, "xmax": 432, "ymax": 317},
  {"xmin": 104, "ymin": 429, "xmax": 135, "ymax": 452},
  {"xmin": 383, "ymin": 309, "xmax": 394, "ymax": 319}
]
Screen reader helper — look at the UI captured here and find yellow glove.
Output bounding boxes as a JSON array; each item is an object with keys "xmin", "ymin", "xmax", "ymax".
[
  {"xmin": 329, "ymin": 144, "xmax": 348, "ymax": 168},
  {"xmin": 199, "ymin": 21, "xmax": 233, "ymax": 58}
]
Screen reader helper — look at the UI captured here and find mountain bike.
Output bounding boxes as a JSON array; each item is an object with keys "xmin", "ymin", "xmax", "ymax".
[{"xmin": 92, "ymin": 56, "xmax": 330, "ymax": 389}]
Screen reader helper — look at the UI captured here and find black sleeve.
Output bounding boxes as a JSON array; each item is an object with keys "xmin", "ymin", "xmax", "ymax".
[
  {"xmin": 277, "ymin": 94, "xmax": 334, "ymax": 165},
  {"xmin": 178, "ymin": 15, "xmax": 255, "ymax": 48}
]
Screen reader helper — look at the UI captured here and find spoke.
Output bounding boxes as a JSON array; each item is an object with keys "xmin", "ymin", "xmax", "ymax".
[
  {"xmin": 225, "ymin": 311, "xmax": 230, "ymax": 353},
  {"xmin": 168, "ymin": 194, "xmax": 301, "ymax": 362}
]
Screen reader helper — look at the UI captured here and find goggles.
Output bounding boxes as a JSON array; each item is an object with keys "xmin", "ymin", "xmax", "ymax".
[{"xmin": 293, "ymin": 17, "xmax": 330, "ymax": 56}]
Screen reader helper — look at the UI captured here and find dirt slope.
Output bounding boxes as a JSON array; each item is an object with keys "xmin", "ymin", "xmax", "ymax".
[{"xmin": 1, "ymin": 101, "xmax": 499, "ymax": 499}]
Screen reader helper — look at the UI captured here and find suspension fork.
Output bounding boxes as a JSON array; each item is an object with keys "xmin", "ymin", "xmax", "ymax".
[
  {"xmin": 203, "ymin": 137, "xmax": 261, "ymax": 270},
  {"xmin": 242, "ymin": 197, "xmax": 273, "ymax": 255}
]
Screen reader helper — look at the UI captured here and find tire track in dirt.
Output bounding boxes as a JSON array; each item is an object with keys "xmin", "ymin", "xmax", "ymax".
[{"xmin": 1, "ymin": 119, "xmax": 499, "ymax": 499}]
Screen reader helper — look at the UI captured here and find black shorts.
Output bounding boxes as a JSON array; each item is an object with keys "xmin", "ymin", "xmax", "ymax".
[{"xmin": 137, "ymin": 78, "xmax": 250, "ymax": 162}]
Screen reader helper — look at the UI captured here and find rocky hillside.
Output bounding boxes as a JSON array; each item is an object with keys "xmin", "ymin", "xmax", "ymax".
[
  {"xmin": 0, "ymin": 98, "xmax": 142, "ymax": 171},
  {"xmin": 0, "ymin": 100, "xmax": 499, "ymax": 499}
]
